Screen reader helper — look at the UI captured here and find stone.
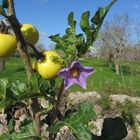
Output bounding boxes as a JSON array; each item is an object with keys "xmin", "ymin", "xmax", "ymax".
[
  {"xmin": 68, "ymin": 92, "xmax": 140, "ymax": 139},
  {"xmin": 68, "ymin": 91, "xmax": 101, "ymax": 105}
]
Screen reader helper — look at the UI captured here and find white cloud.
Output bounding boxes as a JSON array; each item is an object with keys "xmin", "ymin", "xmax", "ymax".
[{"xmin": 132, "ymin": 4, "xmax": 140, "ymax": 9}]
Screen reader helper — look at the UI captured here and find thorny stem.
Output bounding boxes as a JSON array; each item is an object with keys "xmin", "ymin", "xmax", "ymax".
[
  {"xmin": 8, "ymin": 0, "xmax": 32, "ymax": 80},
  {"xmin": 56, "ymin": 80, "xmax": 64, "ymax": 110},
  {"xmin": 31, "ymin": 98, "xmax": 41, "ymax": 140},
  {"xmin": 7, "ymin": 0, "xmax": 41, "ymax": 139},
  {"xmin": 48, "ymin": 80, "xmax": 64, "ymax": 140},
  {"xmin": 49, "ymin": 58, "xmax": 78, "ymax": 139},
  {"xmin": 8, "ymin": 0, "xmax": 16, "ymax": 15}
]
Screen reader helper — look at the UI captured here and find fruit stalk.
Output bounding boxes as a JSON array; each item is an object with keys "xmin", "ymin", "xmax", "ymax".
[
  {"xmin": 56, "ymin": 80, "xmax": 64, "ymax": 110},
  {"xmin": 26, "ymin": 41, "xmax": 45, "ymax": 61}
]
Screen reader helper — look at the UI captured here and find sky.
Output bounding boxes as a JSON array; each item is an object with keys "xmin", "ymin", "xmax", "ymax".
[{"xmin": 1, "ymin": 0, "xmax": 140, "ymax": 48}]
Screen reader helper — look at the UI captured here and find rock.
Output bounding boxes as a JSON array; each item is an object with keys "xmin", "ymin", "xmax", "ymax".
[
  {"xmin": 68, "ymin": 91, "xmax": 101, "ymax": 105},
  {"xmin": 0, "ymin": 113, "xmax": 7, "ymax": 135},
  {"xmin": 136, "ymin": 114, "xmax": 140, "ymax": 124},
  {"xmin": 68, "ymin": 92, "xmax": 140, "ymax": 139},
  {"xmin": 110, "ymin": 94, "xmax": 140, "ymax": 104},
  {"xmin": 110, "ymin": 94, "xmax": 129, "ymax": 104},
  {"xmin": 90, "ymin": 119, "xmax": 103, "ymax": 136},
  {"xmin": 55, "ymin": 126, "xmax": 76, "ymax": 140},
  {"xmin": 123, "ymin": 124, "xmax": 134, "ymax": 140}
]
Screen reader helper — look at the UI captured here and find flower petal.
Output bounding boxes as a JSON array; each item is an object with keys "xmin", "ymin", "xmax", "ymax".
[
  {"xmin": 70, "ymin": 61, "xmax": 84, "ymax": 70},
  {"xmin": 82, "ymin": 67, "xmax": 96, "ymax": 77},
  {"xmin": 78, "ymin": 67, "xmax": 95, "ymax": 89},
  {"xmin": 79, "ymin": 75, "xmax": 87, "ymax": 89},
  {"xmin": 58, "ymin": 61, "xmax": 96, "ymax": 90},
  {"xmin": 64, "ymin": 77, "xmax": 79, "ymax": 90},
  {"xmin": 57, "ymin": 68, "xmax": 69, "ymax": 77}
]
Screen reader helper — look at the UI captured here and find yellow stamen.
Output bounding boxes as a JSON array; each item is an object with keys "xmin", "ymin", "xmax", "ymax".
[{"xmin": 71, "ymin": 68, "xmax": 78, "ymax": 77}]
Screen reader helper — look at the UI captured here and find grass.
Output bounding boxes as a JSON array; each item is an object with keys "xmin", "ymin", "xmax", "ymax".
[{"xmin": 0, "ymin": 57, "xmax": 140, "ymax": 97}]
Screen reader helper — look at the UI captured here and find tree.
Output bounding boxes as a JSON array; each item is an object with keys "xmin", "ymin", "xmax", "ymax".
[{"xmin": 100, "ymin": 14, "xmax": 130, "ymax": 75}]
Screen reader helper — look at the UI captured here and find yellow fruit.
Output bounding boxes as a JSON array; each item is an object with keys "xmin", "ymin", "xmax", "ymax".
[
  {"xmin": 0, "ymin": 33, "xmax": 17, "ymax": 57},
  {"xmin": 21, "ymin": 23, "xmax": 39, "ymax": 45},
  {"xmin": 34, "ymin": 50, "xmax": 64, "ymax": 80}
]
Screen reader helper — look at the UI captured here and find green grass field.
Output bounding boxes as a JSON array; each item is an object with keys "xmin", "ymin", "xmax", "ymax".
[{"xmin": 0, "ymin": 57, "xmax": 140, "ymax": 96}]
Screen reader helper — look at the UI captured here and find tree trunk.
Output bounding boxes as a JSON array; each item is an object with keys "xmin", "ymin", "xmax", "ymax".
[
  {"xmin": 108, "ymin": 53, "xmax": 113, "ymax": 68},
  {"xmin": 115, "ymin": 63, "xmax": 119, "ymax": 75},
  {"xmin": 108, "ymin": 61, "xmax": 112, "ymax": 68},
  {"xmin": 0, "ymin": 58, "xmax": 5, "ymax": 72}
]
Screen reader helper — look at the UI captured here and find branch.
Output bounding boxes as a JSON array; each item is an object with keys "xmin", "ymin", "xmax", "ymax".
[
  {"xmin": 7, "ymin": 1, "xmax": 41, "ymax": 139},
  {"xmin": 8, "ymin": 0, "xmax": 16, "ymax": 15},
  {"xmin": 26, "ymin": 41, "xmax": 45, "ymax": 61},
  {"xmin": 7, "ymin": 0, "xmax": 33, "ymax": 80},
  {"xmin": 56, "ymin": 80, "xmax": 64, "ymax": 110}
]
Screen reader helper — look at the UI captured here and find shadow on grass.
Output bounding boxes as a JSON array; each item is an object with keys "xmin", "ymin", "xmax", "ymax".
[{"xmin": 15, "ymin": 67, "xmax": 25, "ymax": 72}]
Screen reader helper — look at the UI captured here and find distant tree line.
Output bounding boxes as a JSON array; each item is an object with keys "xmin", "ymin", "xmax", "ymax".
[{"xmin": 88, "ymin": 13, "xmax": 140, "ymax": 75}]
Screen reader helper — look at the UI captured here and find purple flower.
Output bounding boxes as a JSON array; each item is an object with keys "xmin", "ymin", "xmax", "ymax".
[{"xmin": 57, "ymin": 61, "xmax": 96, "ymax": 90}]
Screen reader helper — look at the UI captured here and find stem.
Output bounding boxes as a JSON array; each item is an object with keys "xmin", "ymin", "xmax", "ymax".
[
  {"xmin": 48, "ymin": 80, "xmax": 64, "ymax": 140},
  {"xmin": 56, "ymin": 80, "xmax": 64, "ymax": 110},
  {"xmin": 31, "ymin": 98, "xmax": 41, "ymax": 140},
  {"xmin": 8, "ymin": 0, "xmax": 33, "ymax": 80},
  {"xmin": 26, "ymin": 41, "xmax": 45, "ymax": 61},
  {"xmin": 8, "ymin": 0, "xmax": 16, "ymax": 15},
  {"xmin": 7, "ymin": 1, "xmax": 41, "ymax": 139}
]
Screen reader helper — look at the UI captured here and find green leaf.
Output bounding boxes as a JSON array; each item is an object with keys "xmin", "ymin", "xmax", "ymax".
[
  {"xmin": 64, "ymin": 102, "xmax": 95, "ymax": 140},
  {"xmin": 76, "ymin": 34, "xmax": 85, "ymax": 46},
  {"xmin": 49, "ymin": 79, "xmax": 55, "ymax": 89},
  {"xmin": 46, "ymin": 121, "xmax": 65, "ymax": 133},
  {"xmin": 2, "ymin": 0, "xmax": 9, "ymax": 8},
  {"xmin": 0, "ymin": 98, "xmax": 12, "ymax": 110},
  {"xmin": 7, "ymin": 119, "xmax": 14, "ymax": 132},
  {"xmin": 91, "ymin": 0, "xmax": 117, "ymax": 27},
  {"xmin": 29, "ymin": 74, "xmax": 40, "ymax": 93},
  {"xmin": 49, "ymin": 0, "xmax": 116, "ymax": 59},
  {"xmin": 49, "ymin": 34, "xmax": 64, "ymax": 47},
  {"xmin": 47, "ymin": 102, "xmax": 96, "ymax": 140},
  {"xmin": 10, "ymin": 81, "xmax": 29, "ymax": 97},
  {"xmin": 78, "ymin": 0, "xmax": 117, "ymax": 56},
  {"xmin": 68, "ymin": 12, "xmax": 76, "ymax": 29},
  {"xmin": 0, "ymin": 78, "xmax": 8, "ymax": 99},
  {"xmin": 65, "ymin": 102, "xmax": 95, "ymax": 124},
  {"xmin": 49, "ymin": 13, "xmax": 77, "ymax": 59},
  {"xmin": 80, "ymin": 11, "xmax": 91, "ymax": 36},
  {"xmin": 9, "ymin": 122, "xmax": 36, "ymax": 139}
]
